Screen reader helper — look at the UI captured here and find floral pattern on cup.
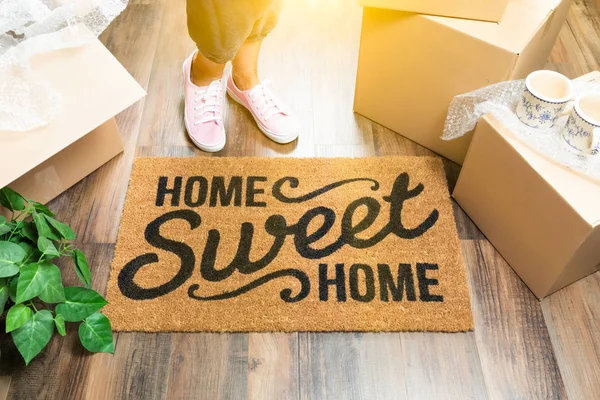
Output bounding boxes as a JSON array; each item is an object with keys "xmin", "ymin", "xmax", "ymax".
[
  {"xmin": 562, "ymin": 112, "xmax": 600, "ymax": 157},
  {"xmin": 516, "ymin": 88, "xmax": 567, "ymax": 129}
]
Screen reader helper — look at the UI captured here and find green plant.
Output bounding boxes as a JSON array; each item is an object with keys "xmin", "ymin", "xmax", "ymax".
[{"xmin": 0, "ymin": 187, "xmax": 114, "ymax": 365}]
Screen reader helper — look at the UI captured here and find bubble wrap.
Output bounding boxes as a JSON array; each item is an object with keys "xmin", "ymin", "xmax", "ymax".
[
  {"xmin": 0, "ymin": 0, "xmax": 128, "ymax": 132},
  {"xmin": 443, "ymin": 79, "xmax": 600, "ymax": 183}
]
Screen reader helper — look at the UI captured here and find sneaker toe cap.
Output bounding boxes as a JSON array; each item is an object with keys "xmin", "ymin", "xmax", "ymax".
[
  {"xmin": 188, "ymin": 122, "xmax": 225, "ymax": 147},
  {"xmin": 267, "ymin": 114, "xmax": 299, "ymax": 137}
]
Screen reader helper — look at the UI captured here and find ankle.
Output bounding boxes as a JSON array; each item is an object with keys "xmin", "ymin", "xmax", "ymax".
[
  {"xmin": 191, "ymin": 69, "xmax": 222, "ymax": 87},
  {"xmin": 191, "ymin": 54, "xmax": 224, "ymax": 87},
  {"xmin": 231, "ymin": 69, "xmax": 260, "ymax": 91}
]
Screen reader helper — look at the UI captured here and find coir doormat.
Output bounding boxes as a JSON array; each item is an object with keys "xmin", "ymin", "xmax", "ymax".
[{"xmin": 105, "ymin": 157, "xmax": 473, "ymax": 332}]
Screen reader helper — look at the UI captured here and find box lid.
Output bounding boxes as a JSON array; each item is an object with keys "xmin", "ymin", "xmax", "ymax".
[
  {"xmin": 427, "ymin": 0, "xmax": 562, "ymax": 54},
  {"xmin": 484, "ymin": 72, "xmax": 600, "ymax": 226},
  {"xmin": 359, "ymin": 0, "xmax": 510, "ymax": 22},
  {"xmin": 0, "ymin": 26, "xmax": 146, "ymax": 189}
]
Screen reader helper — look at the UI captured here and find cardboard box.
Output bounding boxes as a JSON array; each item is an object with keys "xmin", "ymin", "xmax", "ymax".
[
  {"xmin": 453, "ymin": 72, "xmax": 600, "ymax": 298},
  {"xmin": 0, "ymin": 28, "xmax": 145, "ymax": 215},
  {"xmin": 354, "ymin": 0, "xmax": 572, "ymax": 164},
  {"xmin": 359, "ymin": 0, "xmax": 510, "ymax": 23}
]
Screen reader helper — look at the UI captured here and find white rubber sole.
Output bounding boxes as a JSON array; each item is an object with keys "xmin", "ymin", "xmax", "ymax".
[{"xmin": 227, "ymin": 88, "xmax": 299, "ymax": 144}]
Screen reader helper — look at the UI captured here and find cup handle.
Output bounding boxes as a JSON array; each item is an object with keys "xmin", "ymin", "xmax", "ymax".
[
  {"xmin": 559, "ymin": 100, "xmax": 575, "ymax": 117},
  {"xmin": 588, "ymin": 127, "xmax": 600, "ymax": 156}
]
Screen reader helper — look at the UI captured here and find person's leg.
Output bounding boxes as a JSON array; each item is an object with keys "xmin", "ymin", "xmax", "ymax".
[
  {"xmin": 230, "ymin": 39, "xmax": 262, "ymax": 91},
  {"xmin": 184, "ymin": 0, "xmax": 258, "ymax": 152},
  {"xmin": 190, "ymin": 51, "xmax": 226, "ymax": 87},
  {"xmin": 187, "ymin": 0, "xmax": 268, "ymax": 81},
  {"xmin": 225, "ymin": 0, "xmax": 299, "ymax": 144},
  {"xmin": 230, "ymin": 0, "xmax": 281, "ymax": 91}
]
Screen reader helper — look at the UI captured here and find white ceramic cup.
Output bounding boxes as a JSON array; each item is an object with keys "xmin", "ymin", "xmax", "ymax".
[
  {"xmin": 516, "ymin": 70, "xmax": 574, "ymax": 129},
  {"xmin": 561, "ymin": 93, "xmax": 600, "ymax": 157}
]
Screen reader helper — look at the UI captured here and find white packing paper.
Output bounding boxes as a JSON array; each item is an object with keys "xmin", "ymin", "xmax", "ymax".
[
  {"xmin": 0, "ymin": 0, "xmax": 128, "ymax": 132},
  {"xmin": 443, "ymin": 79, "xmax": 600, "ymax": 182}
]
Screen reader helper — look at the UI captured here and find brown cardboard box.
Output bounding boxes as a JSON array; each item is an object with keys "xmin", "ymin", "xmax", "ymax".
[
  {"xmin": 354, "ymin": 0, "xmax": 572, "ymax": 164},
  {"xmin": 359, "ymin": 0, "xmax": 510, "ymax": 22},
  {"xmin": 453, "ymin": 72, "xmax": 600, "ymax": 298},
  {"xmin": 0, "ymin": 29, "xmax": 145, "ymax": 216}
]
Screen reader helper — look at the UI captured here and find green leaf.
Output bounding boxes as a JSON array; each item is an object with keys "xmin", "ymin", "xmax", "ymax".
[
  {"xmin": 55, "ymin": 287, "xmax": 108, "ymax": 322},
  {"xmin": 18, "ymin": 241, "xmax": 39, "ymax": 265},
  {"xmin": 16, "ymin": 263, "xmax": 51, "ymax": 303},
  {"xmin": 72, "ymin": 250, "xmax": 92, "ymax": 288},
  {"xmin": 21, "ymin": 221, "xmax": 39, "ymax": 243},
  {"xmin": 54, "ymin": 314, "xmax": 66, "ymax": 336},
  {"xmin": 33, "ymin": 202, "xmax": 55, "ymax": 217},
  {"xmin": 0, "ymin": 281, "xmax": 9, "ymax": 314},
  {"xmin": 16, "ymin": 264, "xmax": 43, "ymax": 303},
  {"xmin": 9, "ymin": 276, "xmax": 17, "ymax": 302},
  {"xmin": 43, "ymin": 215, "xmax": 74, "ymax": 241},
  {"xmin": 0, "ymin": 187, "xmax": 25, "ymax": 212},
  {"xmin": 32, "ymin": 211, "xmax": 60, "ymax": 241},
  {"xmin": 6, "ymin": 304, "xmax": 32, "ymax": 333},
  {"xmin": 0, "ymin": 241, "xmax": 26, "ymax": 278},
  {"xmin": 0, "ymin": 216, "xmax": 12, "ymax": 236},
  {"xmin": 12, "ymin": 309, "xmax": 54, "ymax": 365},
  {"xmin": 37, "ymin": 263, "xmax": 65, "ymax": 303},
  {"xmin": 37, "ymin": 237, "xmax": 60, "ymax": 259},
  {"xmin": 78, "ymin": 313, "xmax": 114, "ymax": 354}
]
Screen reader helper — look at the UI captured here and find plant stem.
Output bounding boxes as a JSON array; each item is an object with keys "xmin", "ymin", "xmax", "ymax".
[
  {"xmin": 7, "ymin": 207, "xmax": 31, "ymax": 241},
  {"xmin": 27, "ymin": 301, "xmax": 38, "ymax": 312}
]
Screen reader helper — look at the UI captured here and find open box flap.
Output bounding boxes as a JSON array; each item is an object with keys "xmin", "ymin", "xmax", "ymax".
[
  {"xmin": 0, "ymin": 26, "xmax": 146, "ymax": 189},
  {"xmin": 427, "ymin": 0, "xmax": 562, "ymax": 54},
  {"xmin": 358, "ymin": 0, "xmax": 510, "ymax": 22}
]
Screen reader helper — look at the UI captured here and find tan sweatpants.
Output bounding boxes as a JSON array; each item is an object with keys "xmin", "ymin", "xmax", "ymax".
[{"xmin": 186, "ymin": 0, "xmax": 283, "ymax": 64}]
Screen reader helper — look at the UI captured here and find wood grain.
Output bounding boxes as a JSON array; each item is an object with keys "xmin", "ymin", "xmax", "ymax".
[
  {"xmin": 462, "ymin": 240, "xmax": 567, "ymax": 399},
  {"xmin": 84, "ymin": 333, "xmax": 173, "ymax": 400},
  {"xmin": 166, "ymin": 333, "xmax": 248, "ymax": 400},
  {"xmin": 247, "ymin": 333, "xmax": 299, "ymax": 400},
  {"xmin": 0, "ymin": 377, "xmax": 10, "ymax": 400},
  {"xmin": 564, "ymin": 0, "xmax": 600, "ymax": 71},
  {"xmin": 541, "ymin": 273, "xmax": 600, "ymax": 400},
  {"xmin": 399, "ymin": 333, "xmax": 488, "ymax": 400},
  {"xmin": 299, "ymin": 332, "xmax": 408, "ymax": 400},
  {"xmin": 299, "ymin": 332, "xmax": 488, "ymax": 400},
  {"xmin": 135, "ymin": 0, "xmax": 196, "ymax": 150}
]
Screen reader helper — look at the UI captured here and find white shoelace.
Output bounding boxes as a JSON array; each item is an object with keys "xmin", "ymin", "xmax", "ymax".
[
  {"xmin": 193, "ymin": 80, "xmax": 222, "ymax": 125},
  {"xmin": 248, "ymin": 80, "xmax": 286, "ymax": 121}
]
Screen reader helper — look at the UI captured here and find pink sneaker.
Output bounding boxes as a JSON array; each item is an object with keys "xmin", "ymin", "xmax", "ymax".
[
  {"xmin": 182, "ymin": 51, "xmax": 226, "ymax": 152},
  {"xmin": 226, "ymin": 73, "xmax": 299, "ymax": 144}
]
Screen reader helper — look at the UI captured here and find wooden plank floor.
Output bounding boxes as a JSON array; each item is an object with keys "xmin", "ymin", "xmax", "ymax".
[{"xmin": 2, "ymin": 0, "xmax": 600, "ymax": 398}]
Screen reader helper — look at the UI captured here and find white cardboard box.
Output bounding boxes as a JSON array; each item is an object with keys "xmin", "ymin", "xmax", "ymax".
[
  {"xmin": 0, "ymin": 28, "xmax": 145, "ymax": 215},
  {"xmin": 359, "ymin": 0, "xmax": 510, "ymax": 22},
  {"xmin": 354, "ymin": 0, "xmax": 572, "ymax": 164},
  {"xmin": 453, "ymin": 72, "xmax": 600, "ymax": 298}
]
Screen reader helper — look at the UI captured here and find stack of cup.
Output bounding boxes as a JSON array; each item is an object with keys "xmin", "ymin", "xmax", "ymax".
[{"xmin": 516, "ymin": 70, "xmax": 600, "ymax": 157}]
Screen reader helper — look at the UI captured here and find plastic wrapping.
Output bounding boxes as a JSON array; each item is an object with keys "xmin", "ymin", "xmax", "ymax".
[
  {"xmin": 443, "ymin": 79, "xmax": 600, "ymax": 182},
  {"xmin": 0, "ymin": 0, "xmax": 128, "ymax": 132}
]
